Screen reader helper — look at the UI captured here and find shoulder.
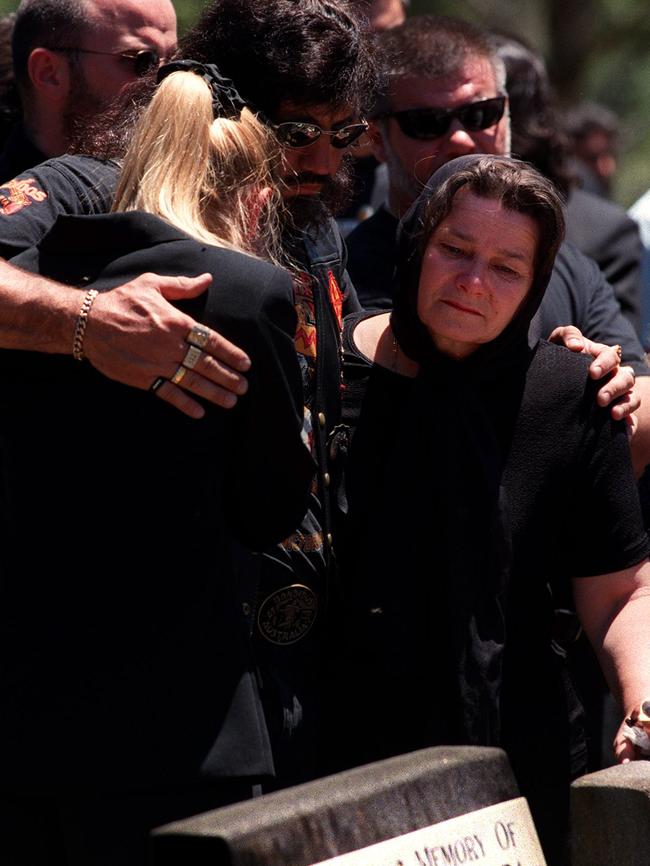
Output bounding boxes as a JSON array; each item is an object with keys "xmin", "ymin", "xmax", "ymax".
[
  {"xmin": 510, "ymin": 342, "xmax": 605, "ymax": 475},
  {"xmin": 538, "ymin": 242, "xmax": 598, "ymax": 329},
  {"xmin": 2, "ymin": 155, "xmax": 117, "ymax": 212},
  {"xmin": 566, "ymin": 188, "xmax": 639, "ymax": 252},
  {"xmin": 0, "ymin": 155, "xmax": 118, "ymax": 259},
  {"xmin": 541, "ymin": 241, "xmax": 609, "ymax": 320},
  {"xmin": 193, "ymin": 246, "xmax": 295, "ymax": 328},
  {"xmin": 48, "ymin": 155, "xmax": 119, "ymax": 207},
  {"xmin": 524, "ymin": 340, "xmax": 595, "ymax": 417},
  {"xmin": 200, "ymin": 245, "xmax": 292, "ymax": 295},
  {"xmin": 551, "ymin": 240, "xmax": 601, "ymax": 285},
  {"xmin": 531, "ymin": 339, "xmax": 592, "ymax": 377}
]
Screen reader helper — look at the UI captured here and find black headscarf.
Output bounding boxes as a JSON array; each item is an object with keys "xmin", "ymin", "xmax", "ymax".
[
  {"xmin": 377, "ymin": 155, "xmax": 560, "ymax": 747},
  {"xmin": 392, "ymin": 154, "xmax": 553, "ymax": 377}
]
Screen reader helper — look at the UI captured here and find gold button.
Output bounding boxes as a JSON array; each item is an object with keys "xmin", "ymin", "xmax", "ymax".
[
  {"xmin": 323, "ymin": 472, "xmax": 330, "ymax": 487},
  {"xmin": 327, "ymin": 533, "xmax": 333, "ymax": 546},
  {"xmin": 318, "ymin": 412, "xmax": 326, "ymax": 428}
]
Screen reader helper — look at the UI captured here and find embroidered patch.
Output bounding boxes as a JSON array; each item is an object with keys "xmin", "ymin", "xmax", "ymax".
[
  {"xmin": 293, "ymin": 272, "xmax": 317, "ymax": 359},
  {"xmin": 281, "ymin": 527, "xmax": 323, "ymax": 554},
  {"xmin": 0, "ymin": 178, "xmax": 47, "ymax": 215},
  {"xmin": 257, "ymin": 584, "xmax": 318, "ymax": 645},
  {"xmin": 328, "ymin": 270, "xmax": 343, "ymax": 331}
]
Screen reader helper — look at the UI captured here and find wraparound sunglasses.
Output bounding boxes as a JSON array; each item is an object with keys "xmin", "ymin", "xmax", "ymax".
[
  {"xmin": 273, "ymin": 120, "xmax": 369, "ymax": 149},
  {"xmin": 379, "ymin": 96, "xmax": 506, "ymax": 140}
]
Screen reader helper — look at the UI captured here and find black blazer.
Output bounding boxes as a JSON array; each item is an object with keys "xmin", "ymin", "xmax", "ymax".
[
  {"xmin": 0, "ymin": 211, "xmax": 313, "ymax": 792},
  {"xmin": 565, "ymin": 186, "xmax": 643, "ymax": 333}
]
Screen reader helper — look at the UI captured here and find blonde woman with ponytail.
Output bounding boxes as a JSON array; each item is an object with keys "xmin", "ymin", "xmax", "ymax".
[
  {"xmin": 0, "ymin": 61, "xmax": 312, "ymax": 864},
  {"xmin": 113, "ymin": 65, "xmax": 284, "ymax": 264}
]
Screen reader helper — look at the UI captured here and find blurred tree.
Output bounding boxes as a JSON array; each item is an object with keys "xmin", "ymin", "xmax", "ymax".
[{"xmin": 410, "ymin": 0, "xmax": 650, "ymax": 205}]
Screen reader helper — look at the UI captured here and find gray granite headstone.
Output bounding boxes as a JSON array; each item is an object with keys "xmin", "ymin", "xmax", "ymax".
[
  {"xmin": 571, "ymin": 762, "xmax": 650, "ymax": 866},
  {"xmin": 152, "ymin": 746, "xmax": 543, "ymax": 865}
]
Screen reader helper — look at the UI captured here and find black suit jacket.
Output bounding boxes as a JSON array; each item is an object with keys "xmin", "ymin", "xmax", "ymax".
[{"xmin": 565, "ymin": 187, "xmax": 643, "ymax": 334}]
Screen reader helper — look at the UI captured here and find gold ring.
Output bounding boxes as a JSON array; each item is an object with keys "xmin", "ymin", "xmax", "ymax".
[
  {"xmin": 171, "ymin": 365, "xmax": 187, "ymax": 385},
  {"xmin": 615, "ymin": 344, "xmax": 622, "ymax": 362},
  {"xmin": 187, "ymin": 325, "xmax": 210, "ymax": 349},
  {"xmin": 182, "ymin": 345, "xmax": 202, "ymax": 369}
]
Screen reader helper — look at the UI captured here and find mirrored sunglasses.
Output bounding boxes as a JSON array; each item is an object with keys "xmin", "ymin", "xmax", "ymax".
[
  {"xmin": 385, "ymin": 96, "xmax": 506, "ymax": 140},
  {"xmin": 52, "ymin": 47, "xmax": 161, "ymax": 77},
  {"xmin": 273, "ymin": 120, "xmax": 369, "ymax": 149}
]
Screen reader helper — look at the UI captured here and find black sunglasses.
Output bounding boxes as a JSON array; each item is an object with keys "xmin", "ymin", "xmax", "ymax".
[
  {"xmin": 273, "ymin": 120, "xmax": 368, "ymax": 149},
  {"xmin": 51, "ymin": 47, "xmax": 161, "ymax": 77},
  {"xmin": 383, "ymin": 96, "xmax": 506, "ymax": 140}
]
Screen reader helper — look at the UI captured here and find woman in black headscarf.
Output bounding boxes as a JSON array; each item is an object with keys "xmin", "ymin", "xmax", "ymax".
[{"xmin": 338, "ymin": 155, "xmax": 650, "ymax": 863}]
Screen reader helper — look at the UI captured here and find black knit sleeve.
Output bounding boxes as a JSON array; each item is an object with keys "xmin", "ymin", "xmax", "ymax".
[{"xmin": 566, "ymin": 382, "xmax": 649, "ymax": 577}]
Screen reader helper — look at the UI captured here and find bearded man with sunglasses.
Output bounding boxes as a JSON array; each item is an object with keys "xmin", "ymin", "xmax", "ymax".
[
  {"xmin": 0, "ymin": 0, "xmax": 176, "ymax": 181},
  {"xmin": 347, "ymin": 14, "xmax": 650, "ymax": 472}
]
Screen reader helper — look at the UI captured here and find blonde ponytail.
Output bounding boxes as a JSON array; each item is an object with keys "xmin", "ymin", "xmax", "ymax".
[{"xmin": 112, "ymin": 70, "xmax": 283, "ymax": 263}]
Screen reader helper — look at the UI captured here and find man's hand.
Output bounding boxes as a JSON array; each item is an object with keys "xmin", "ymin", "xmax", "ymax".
[
  {"xmin": 85, "ymin": 272, "xmax": 251, "ymax": 419},
  {"xmin": 549, "ymin": 325, "xmax": 638, "ymax": 428}
]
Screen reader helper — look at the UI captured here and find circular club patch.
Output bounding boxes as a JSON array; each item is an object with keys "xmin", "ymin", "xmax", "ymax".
[{"xmin": 257, "ymin": 584, "xmax": 318, "ymax": 645}]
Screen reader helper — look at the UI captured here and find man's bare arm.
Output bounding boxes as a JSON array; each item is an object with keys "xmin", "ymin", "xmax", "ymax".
[{"xmin": 0, "ymin": 260, "xmax": 251, "ymax": 419}]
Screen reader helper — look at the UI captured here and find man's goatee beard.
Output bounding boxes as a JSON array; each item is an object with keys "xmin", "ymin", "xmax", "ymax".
[{"xmin": 284, "ymin": 158, "xmax": 354, "ymax": 231}]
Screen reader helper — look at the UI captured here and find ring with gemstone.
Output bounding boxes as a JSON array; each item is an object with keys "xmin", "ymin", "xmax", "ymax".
[{"xmin": 186, "ymin": 325, "xmax": 210, "ymax": 349}]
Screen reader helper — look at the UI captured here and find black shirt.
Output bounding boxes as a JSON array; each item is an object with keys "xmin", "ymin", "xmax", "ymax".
[{"xmin": 337, "ymin": 315, "xmax": 649, "ymax": 859}]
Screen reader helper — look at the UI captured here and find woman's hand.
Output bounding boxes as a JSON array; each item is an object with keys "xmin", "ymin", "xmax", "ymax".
[
  {"xmin": 549, "ymin": 325, "xmax": 639, "ymax": 429},
  {"xmin": 614, "ymin": 716, "xmax": 648, "ymax": 764}
]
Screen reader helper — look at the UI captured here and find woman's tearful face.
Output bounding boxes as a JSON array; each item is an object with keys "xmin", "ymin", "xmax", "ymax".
[{"xmin": 417, "ymin": 189, "xmax": 539, "ymax": 359}]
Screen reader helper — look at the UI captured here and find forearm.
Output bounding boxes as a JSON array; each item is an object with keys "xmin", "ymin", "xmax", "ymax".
[
  {"xmin": 0, "ymin": 259, "xmax": 252, "ymax": 418},
  {"xmin": 575, "ymin": 565, "xmax": 650, "ymax": 713},
  {"xmin": 600, "ymin": 591, "xmax": 650, "ymax": 712},
  {"xmin": 631, "ymin": 376, "xmax": 650, "ymax": 476},
  {"xmin": 0, "ymin": 259, "xmax": 78, "ymax": 353}
]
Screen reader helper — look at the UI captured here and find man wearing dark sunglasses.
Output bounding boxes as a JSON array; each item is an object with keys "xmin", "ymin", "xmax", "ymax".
[
  {"xmin": 346, "ymin": 14, "xmax": 650, "ymax": 468},
  {"xmin": 272, "ymin": 103, "xmax": 369, "ymax": 226},
  {"xmin": 0, "ymin": 0, "xmax": 177, "ymax": 181},
  {"xmin": 371, "ymin": 34, "xmax": 510, "ymax": 220}
]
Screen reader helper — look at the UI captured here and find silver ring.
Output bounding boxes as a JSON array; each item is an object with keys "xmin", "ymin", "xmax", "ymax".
[
  {"xmin": 170, "ymin": 365, "xmax": 187, "ymax": 385},
  {"xmin": 182, "ymin": 345, "xmax": 202, "ymax": 369},
  {"xmin": 187, "ymin": 325, "xmax": 210, "ymax": 349}
]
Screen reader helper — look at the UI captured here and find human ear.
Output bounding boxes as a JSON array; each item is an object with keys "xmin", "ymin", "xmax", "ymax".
[
  {"xmin": 368, "ymin": 120, "xmax": 388, "ymax": 163},
  {"xmin": 27, "ymin": 47, "xmax": 71, "ymax": 102}
]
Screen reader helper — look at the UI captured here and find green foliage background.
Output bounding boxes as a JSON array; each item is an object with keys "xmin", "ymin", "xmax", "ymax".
[{"xmin": 2, "ymin": 0, "xmax": 650, "ymax": 207}]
